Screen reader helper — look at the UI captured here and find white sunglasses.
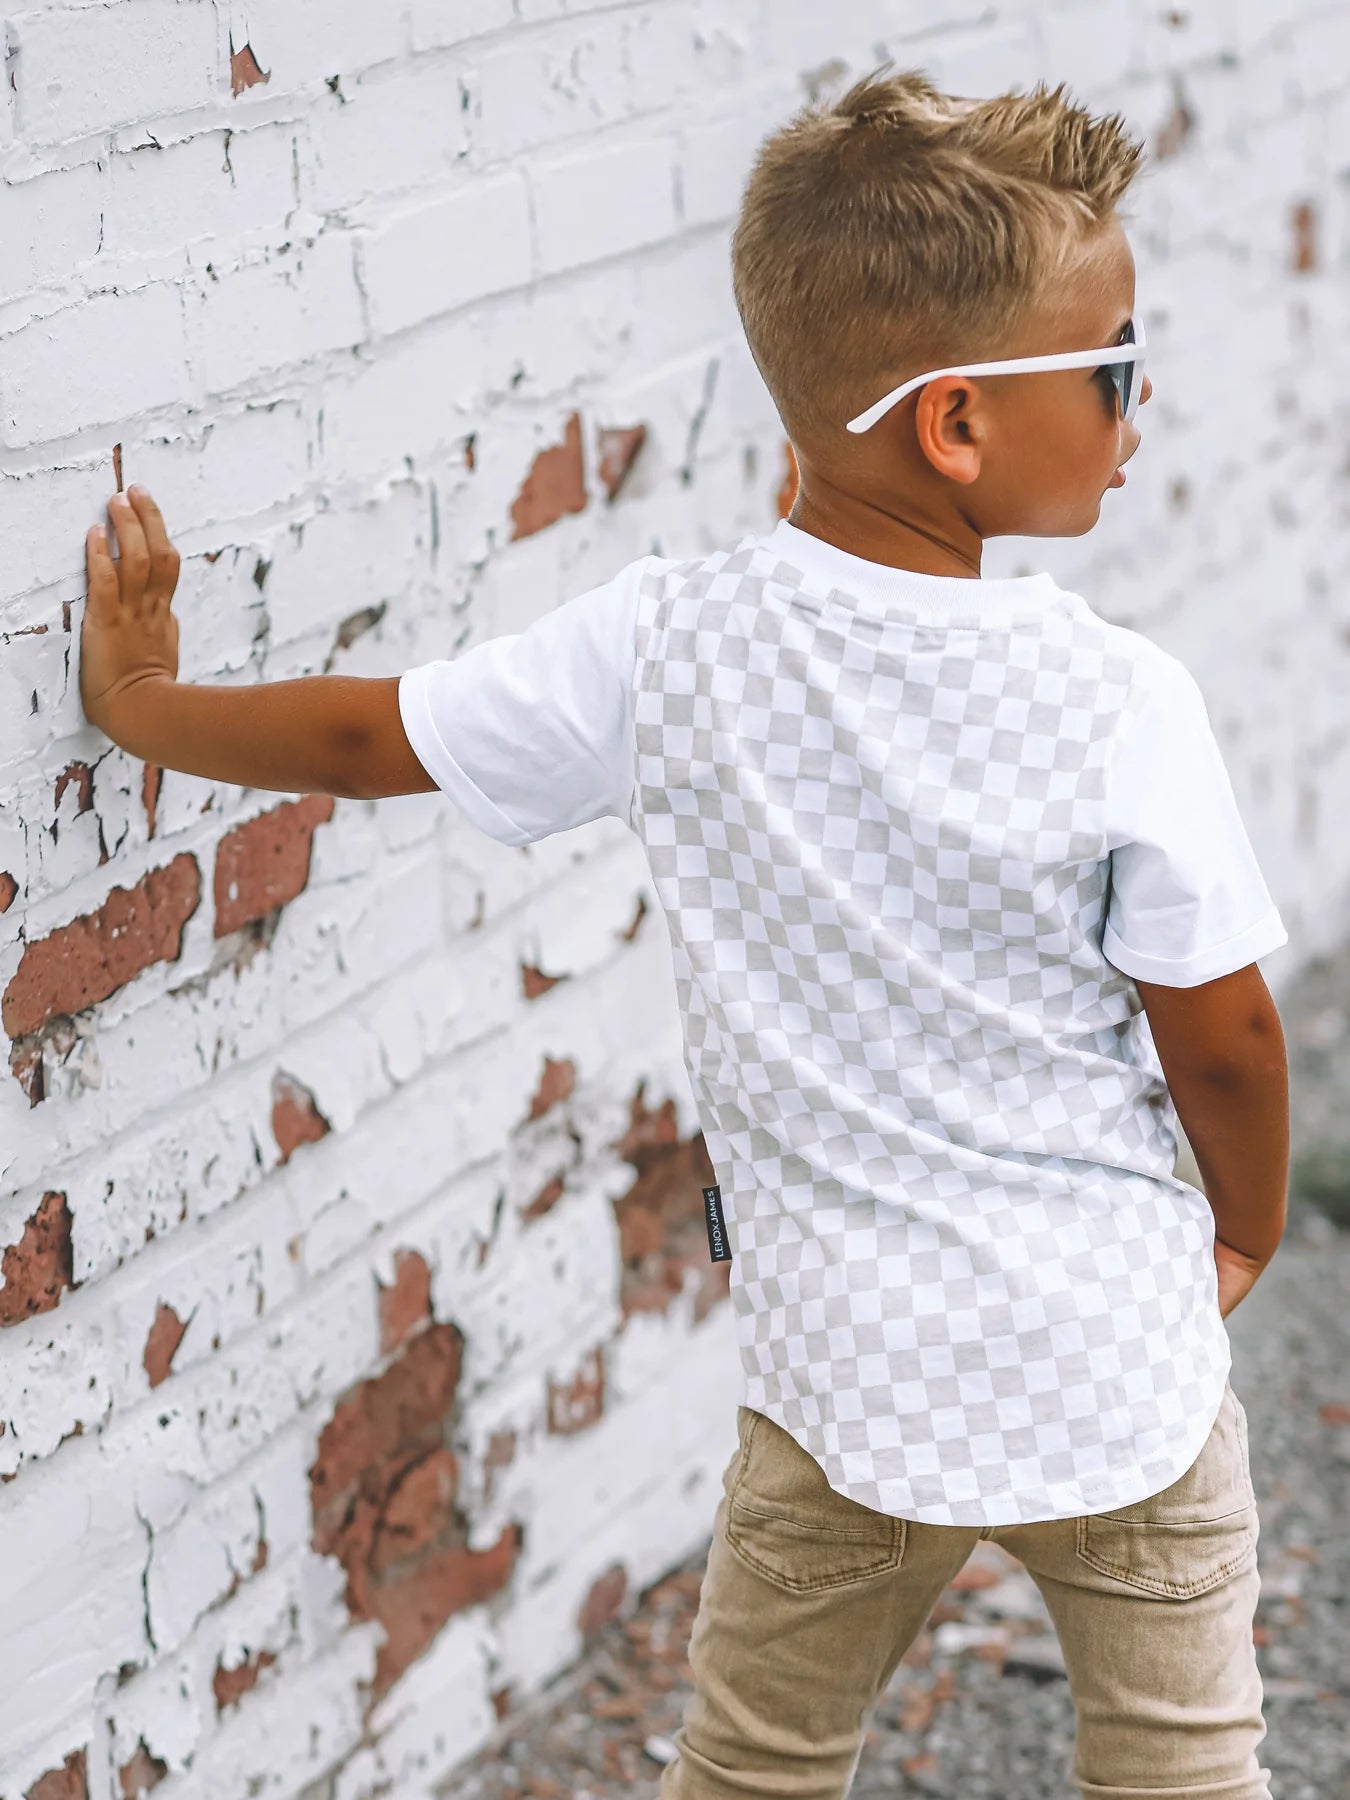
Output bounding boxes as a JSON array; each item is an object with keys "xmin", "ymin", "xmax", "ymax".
[{"xmin": 845, "ymin": 312, "xmax": 1147, "ymax": 434}]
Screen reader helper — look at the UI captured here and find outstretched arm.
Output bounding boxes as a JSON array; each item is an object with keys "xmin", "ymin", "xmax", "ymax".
[{"xmin": 81, "ymin": 487, "xmax": 436, "ymax": 801}]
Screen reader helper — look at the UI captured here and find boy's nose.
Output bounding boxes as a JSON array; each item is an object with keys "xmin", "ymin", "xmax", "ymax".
[{"xmin": 1140, "ymin": 373, "xmax": 1153, "ymax": 406}]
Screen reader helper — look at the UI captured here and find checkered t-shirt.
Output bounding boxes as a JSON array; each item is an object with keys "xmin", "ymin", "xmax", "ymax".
[{"xmin": 400, "ymin": 518, "xmax": 1288, "ymax": 1527}]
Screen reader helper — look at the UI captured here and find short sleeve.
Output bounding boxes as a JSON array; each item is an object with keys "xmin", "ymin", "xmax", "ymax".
[
  {"xmin": 398, "ymin": 558, "xmax": 654, "ymax": 845},
  {"xmin": 1102, "ymin": 655, "xmax": 1288, "ymax": 987}
]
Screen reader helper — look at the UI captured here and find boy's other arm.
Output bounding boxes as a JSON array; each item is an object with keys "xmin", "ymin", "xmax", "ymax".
[
  {"xmin": 1135, "ymin": 963, "xmax": 1289, "ymax": 1303},
  {"xmin": 82, "ymin": 488, "xmax": 436, "ymax": 800}
]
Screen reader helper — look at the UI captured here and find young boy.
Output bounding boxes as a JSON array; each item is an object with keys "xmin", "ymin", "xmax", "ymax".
[{"xmin": 82, "ymin": 69, "xmax": 1289, "ymax": 1800}]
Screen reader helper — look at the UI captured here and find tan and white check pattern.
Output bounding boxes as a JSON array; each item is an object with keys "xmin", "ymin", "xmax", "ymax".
[{"xmin": 629, "ymin": 533, "xmax": 1234, "ymax": 1526}]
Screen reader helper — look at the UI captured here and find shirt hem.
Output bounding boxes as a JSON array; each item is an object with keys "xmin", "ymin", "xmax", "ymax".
[
  {"xmin": 1102, "ymin": 907, "xmax": 1288, "ymax": 988},
  {"xmin": 739, "ymin": 1350, "xmax": 1234, "ymax": 1528},
  {"xmin": 397, "ymin": 665, "xmax": 530, "ymax": 846}
]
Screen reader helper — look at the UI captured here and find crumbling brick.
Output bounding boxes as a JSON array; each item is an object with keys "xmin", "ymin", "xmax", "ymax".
[
  {"xmin": 526, "ymin": 1056, "xmax": 575, "ymax": 1122},
  {"xmin": 611, "ymin": 1085, "xmax": 727, "ymax": 1324},
  {"xmin": 521, "ymin": 962, "xmax": 565, "ymax": 1000},
  {"xmin": 377, "ymin": 1249, "xmax": 432, "ymax": 1355},
  {"xmin": 213, "ymin": 796, "xmax": 334, "ymax": 937},
  {"xmin": 117, "ymin": 1740, "xmax": 167, "ymax": 1798},
  {"xmin": 578, "ymin": 1562, "xmax": 628, "ymax": 1639},
  {"xmin": 482, "ymin": 1429, "xmax": 517, "ymax": 1507},
  {"xmin": 308, "ymin": 1323, "xmax": 520, "ymax": 1699},
  {"xmin": 142, "ymin": 765, "xmax": 162, "ymax": 839},
  {"xmin": 271, "ymin": 1072, "xmax": 331, "ymax": 1163},
  {"xmin": 0, "ymin": 871, "xmax": 17, "ymax": 913},
  {"xmin": 597, "ymin": 424, "xmax": 647, "ymax": 501},
  {"xmin": 1154, "ymin": 83, "xmax": 1196, "ymax": 161},
  {"xmin": 619, "ymin": 894, "xmax": 647, "ymax": 942},
  {"xmin": 510, "ymin": 413, "xmax": 586, "ymax": 540},
  {"xmin": 547, "ymin": 1345, "xmax": 604, "ymax": 1435},
  {"xmin": 2, "ymin": 854, "xmax": 201, "ymax": 1039},
  {"xmin": 25, "ymin": 1750, "xmax": 86, "ymax": 1800},
  {"xmin": 212, "ymin": 1648, "xmax": 277, "ymax": 1712},
  {"xmin": 0, "ymin": 1191, "xmax": 75, "ymax": 1326},
  {"xmin": 54, "ymin": 762, "xmax": 93, "ymax": 815},
  {"xmin": 521, "ymin": 1173, "xmax": 565, "ymax": 1222},
  {"xmin": 143, "ymin": 1301, "xmax": 188, "ymax": 1388},
  {"xmin": 1292, "ymin": 200, "xmax": 1317, "ymax": 272},
  {"xmin": 230, "ymin": 43, "xmax": 270, "ymax": 97}
]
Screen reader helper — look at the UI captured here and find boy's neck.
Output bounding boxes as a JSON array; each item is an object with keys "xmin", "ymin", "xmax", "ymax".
[{"xmin": 787, "ymin": 484, "xmax": 984, "ymax": 581}]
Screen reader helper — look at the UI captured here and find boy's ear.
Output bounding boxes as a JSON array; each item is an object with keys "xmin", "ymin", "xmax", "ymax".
[{"xmin": 912, "ymin": 377, "xmax": 984, "ymax": 486}]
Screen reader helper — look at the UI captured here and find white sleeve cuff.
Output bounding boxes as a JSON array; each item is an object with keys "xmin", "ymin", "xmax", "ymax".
[
  {"xmin": 398, "ymin": 665, "xmax": 529, "ymax": 846},
  {"xmin": 1102, "ymin": 906, "xmax": 1289, "ymax": 988}
]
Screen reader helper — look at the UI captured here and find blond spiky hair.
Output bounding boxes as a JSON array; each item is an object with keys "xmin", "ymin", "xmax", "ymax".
[{"xmin": 731, "ymin": 68, "xmax": 1147, "ymax": 439}]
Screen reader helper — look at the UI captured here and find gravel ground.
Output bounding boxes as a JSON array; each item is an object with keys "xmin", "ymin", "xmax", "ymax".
[
  {"xmin": 441, "ymin": 950, "xmax": 1350, "ymax": 1799},
  {"xmin": 439, "ymin": 1199, "xmax": 1350, "ymax": 1800}
]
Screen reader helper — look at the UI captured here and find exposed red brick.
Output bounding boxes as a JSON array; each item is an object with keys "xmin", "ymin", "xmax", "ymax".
[
  {"xmin": 212, "ymin": 1648, "xmax": 277, "ymax": 1712},
  {"xmin": 369, "ymin": 1447, "xmax": 458, "ymax": 1573},
  {"xmin": 112, "ymin": 443, "xmax": 124, "ymax": 492},
  {"xmin": 26, "ymin": 1750, "xmax": 87, "ymax": 1800},
  {"xmin": 0, "ymin": 871, "xmax": 17, "ymax": 913},
  {"xmin": 491, "ymin": 1685, "xmax": 513, "ymax": 1721},
  {"xmin": 271, "ymin": 1073, "xmax": 331, "ymax": 1164},
  {"xmin": 142, "ymin": 765, "xmax": 162, "ymax": 839},
  {"xmin": 230, "ymin": 43, "xmax": 270, "ymax": 96},
  {"xmin": 521, "ymin": 1173, "xmax": 565, "ymax": 1222},
  {"xmin": 547, "ymin": 1345, "xmax": 604, "ymax": 1436},
  {"xmin": 54, "ymin": 763, "xmax": 93, "ymax": 815},
  {"xmin": 482, "ymin": 1429, "xmax": 517, "ymax": 1506},
  {"xmin": 526, "ymin": 1056, "xmax": 575, "ymax": 1122},
  {"xmin": 213, "ymin": 796, "xmax": 334, "ymax": 937},
  {"xmin": 1292, "ymin": 200, "xmax": 1317, "ymax": 272},
  {"xmin": 117, "ymin": 1741, "xmax": 167, "ymax": 1798},
  {"xmin": 1, "ymin": 854, "xmax": 200, "ymax": 1039},
  {"xmin": 1153, "ymin": 86, "xmax": 1195, "ymax": 161},
  {"xmin": 510, "ymin": 413, "xmax": 586, "ymax": 541},
  {"xmin": 521, "ymin": 962, "xmax": 564, "ymax": 1000},
  {"xmin": 777, "ymin": 441, "xmax": 798, "ymax": 520},
  {"xmin": 330, "ymin": 602, "xmax": 386, "ymax": 662},
  {"xmin": 0, "ymin": 1192, "xmax": 75, "ymax": 1327},
  {"xmin": 614, "ymin": 1085, "xmax": 681, "ymax": 1163},
  {"xmin": 619, "ymin": 893, "xmax": 647, "ymax": 942},
  {"xmin": 378, "ymin": 1249, "xmax": 432, "ymax": 1355},
  {"xmin": 311, "ymin": 1327, "xmax": 464, "ymax": 1554},
  {"xmin": 369, "ymin": 1524, "xmax": 520, "ymax": 1697},
  {"xmin": 611, "ymin": 1084, "xmax": 727, "ymax": 1325},
  {"xmin": 578, "ymin": 1562, "xmax": 628, "ymax": 1639},
  {"xmin": 597, "ymin": 425, "xmax": 647, "ymax": 501},
  {"xmin": 143, "ymin": 1301, "xmax": 187, "ymax": 1388},
  {"xmin": 308, "ymin": 1322, "xmax": 521, "ymax": 1698},
  {"xmin": 9, "ymin": 1037, "xmax": 44, "ymax": 1107}
]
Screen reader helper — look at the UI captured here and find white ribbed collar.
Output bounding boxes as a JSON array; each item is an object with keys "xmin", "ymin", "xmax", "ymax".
[{"xmin": 758, "ymin": 519, "xmax": 1068, "ymax": 625}]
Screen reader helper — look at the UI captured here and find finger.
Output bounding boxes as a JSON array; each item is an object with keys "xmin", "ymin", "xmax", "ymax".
[
  {"xmin": 128, "ymin": 486, "xmax": 181, "ymax": 611},
  {"xmin": 85, "ymin": 525, "xmax": 121, "ymax": 623},
  {"xmin": 107, "ymin": 491, "xmax": 150, "ymax": 610}
]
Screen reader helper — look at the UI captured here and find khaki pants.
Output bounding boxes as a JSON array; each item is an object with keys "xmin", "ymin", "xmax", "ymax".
[{"xmin": 662, "ymin": 1380, "xmax": 1270, "ymax": 1799}]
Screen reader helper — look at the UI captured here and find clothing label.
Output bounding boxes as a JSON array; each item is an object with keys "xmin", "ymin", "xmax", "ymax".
[{"xmin": 703, "ymin": 1185, "xmax": 732, "ymax": 1263}]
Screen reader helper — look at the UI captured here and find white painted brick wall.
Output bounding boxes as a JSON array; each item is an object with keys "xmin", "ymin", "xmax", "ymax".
[{"xmin": 1, "ymin": 4, "xmax": 1346, "ymax": 1798}]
